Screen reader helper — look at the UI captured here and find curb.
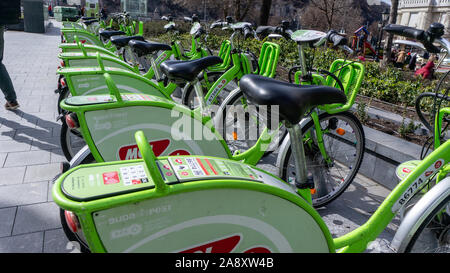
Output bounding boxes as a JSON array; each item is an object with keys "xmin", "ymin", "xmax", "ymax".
[{"xmin": 359, "ymin": 125, "xmax": 423, "ymax": 190}]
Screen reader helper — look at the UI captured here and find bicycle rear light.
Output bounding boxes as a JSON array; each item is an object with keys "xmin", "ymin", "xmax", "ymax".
[
  {"xmin": 65, "ymin": 113, "xmax": 79, "ymax": 129},
  {"xmin": 64, "ymin": 210, "xmax": 80, "ymax": 233},
  {"xmin": 60, "ymin": 78, "xmax": 67, "ymax": 88}
]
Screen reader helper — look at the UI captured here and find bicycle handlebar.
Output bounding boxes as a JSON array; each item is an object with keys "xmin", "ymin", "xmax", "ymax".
[
  {"xmin": 256, "ymin": 22, "xmax": 292, "ymax": 40},
  {"xmin": 383, "ymin": 23, "xmax": 445, "ymax": 53},
  {"xmin": 326, "ymin": 30, "xmax": 353, "ymax": 54}
]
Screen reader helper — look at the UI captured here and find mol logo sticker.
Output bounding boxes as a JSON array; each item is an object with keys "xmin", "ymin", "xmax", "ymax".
[
  {"xmin": 178, "ymin": 234, "xmax": 271, "ymax": 253},
  {"xmin": 117, "ymin": 139, "xmax": 190, "ymax": 160}
]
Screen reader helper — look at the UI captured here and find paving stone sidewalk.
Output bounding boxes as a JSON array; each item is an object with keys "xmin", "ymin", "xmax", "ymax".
[
  {"xmin": 0, "ymin": 20, "xmax": 398, "ymax": 253},
  {"xmin": 0, "ymin": 22, "xmax": 71, "ymax": 253}
]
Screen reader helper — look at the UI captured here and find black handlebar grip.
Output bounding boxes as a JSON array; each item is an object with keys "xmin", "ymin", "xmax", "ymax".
[
  {"xmin": 383, "ymin": 24, "xmax": 441, "ymax": 53},
  {"xmin": 255, "ymin": 26, "xmax": 277, "ymax": 37},
  {"xmin": 383, "ymin": 24, "xmax": 426, "ymax": 40},
  {"xmin": 327, "ymin": 30, "xmax": 348, "ymax": 47},
  {"xmin": 243, "ymin": 26, "xmax": 253, "ymax": 39},
  {"xmin": 194, "ymin": 28, "xmax": 205, "ymax": 39}
]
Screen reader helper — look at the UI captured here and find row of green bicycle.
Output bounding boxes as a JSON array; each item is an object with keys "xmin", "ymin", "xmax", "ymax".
[
  {"xmin": 53, "ymin": 14, "xmax": 449, "ymax": 253},
  {"xmin": 57, "ymin": 14, "xmax": 365, "ymax": 208}
]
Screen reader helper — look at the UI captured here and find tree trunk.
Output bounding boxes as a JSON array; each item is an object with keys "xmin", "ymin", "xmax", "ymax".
[
  {"xmin": 380, "ymin": 0, "xmax": 399, "ymax": 68},
  {"xmin": 259, "ymin": 0, "xmax": 272, "ymax": 25},
  {"xmin": 235, "ymin": 0, "xmax": 241, "ymax": 20}
]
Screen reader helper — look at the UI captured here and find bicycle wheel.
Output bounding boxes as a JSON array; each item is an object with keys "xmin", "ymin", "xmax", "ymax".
[
  {"xmin": 57, "ymin": 85, "xmax": 70, "ymax": 115},
  {"xmin": 182, "ymin": 72, "xmax": 238, "ymax": 110},
  {"xmin": 60, "ymin": 120, "xmax": 87, "ymax": 161},
  {"xmin": 415, "ymin": 92, "xmax": 450, "ymax": 133},
  {"xmin": 405, "ymin": 196, "xmax": 450, "ymax": 253},
  {"xmin": 281, "ymin": 111, "xmax": 365, "ymax": 208},
  {"xmin": 219, "ymin": 89, "xmax": 287, "ymax": 155}
]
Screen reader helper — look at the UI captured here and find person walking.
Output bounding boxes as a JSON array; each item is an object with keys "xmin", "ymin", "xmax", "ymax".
[
  {"xmin": 395, "ymin": 47, "xmax": 406, "ymax": 69},
  {"xmin": 408, "ymin": 52, "xmax": 417, "ymax": 71},
  {"xmin": 0, "ymin": 0, "xmax": 20, "ymax": 110}
]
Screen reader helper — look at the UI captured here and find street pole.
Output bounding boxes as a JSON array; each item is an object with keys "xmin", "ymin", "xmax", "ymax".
[{"xmin": 203, "ymin": 0, "xmax": 206, "ymax": 22}]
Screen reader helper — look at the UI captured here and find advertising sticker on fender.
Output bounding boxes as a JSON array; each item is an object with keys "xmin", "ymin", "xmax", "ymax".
[{"xmin": 118, "ymin": 139, "xmax": 190, "ymax": 160}]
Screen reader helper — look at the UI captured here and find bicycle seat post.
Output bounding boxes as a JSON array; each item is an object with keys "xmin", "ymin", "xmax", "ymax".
[
  {"xmin": 297, "ymin": 43, "xmax": 308, "ymax": 77},
  {"xmin": 285, "ymin": 121, "xmax": 314, "ymax": 202},
  {"xmin": 149, "ymin": 53, "xmax": 163, "ymax": 80},
  {"xmin": 193, "ymin": 79, "xmax": 207, "ymax": 115}
]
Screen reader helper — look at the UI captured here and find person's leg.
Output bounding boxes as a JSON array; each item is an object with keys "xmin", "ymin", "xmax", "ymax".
[{"xmin": 0, "ymin": 25, "xmax": 19, "ymax": 109}]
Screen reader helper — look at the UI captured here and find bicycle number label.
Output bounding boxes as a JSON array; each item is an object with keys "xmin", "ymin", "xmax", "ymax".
[
  {"xmin": 206, "ymin": 79, "xmax": 227, "ymax": 105},
  {"xmin": 391, "ymin": 159, "xmax": 445, "ymax": 213}
]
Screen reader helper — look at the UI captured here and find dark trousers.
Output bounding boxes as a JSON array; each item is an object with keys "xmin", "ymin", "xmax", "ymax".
[{"xmin": 0, "ymin": 25, "xmax": 17, "ymax": 103}]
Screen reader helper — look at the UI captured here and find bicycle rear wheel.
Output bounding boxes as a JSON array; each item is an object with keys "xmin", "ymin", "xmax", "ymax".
[
  {"xmin": 60, "ymin": 120, "xmax": 87, "ymax": 161},
  {"xmin": 281, "ymin": 111, "xmax": 365, "ymax": 208}
]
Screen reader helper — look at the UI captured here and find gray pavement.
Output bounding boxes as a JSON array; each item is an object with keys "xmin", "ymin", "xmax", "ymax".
[{"xmin": 0, "ymin": 20, "xmax": 398, "ymax": 253}]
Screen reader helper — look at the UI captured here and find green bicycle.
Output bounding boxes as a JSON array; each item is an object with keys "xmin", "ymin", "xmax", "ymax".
[{"xmin": 218, "ymin": 25, "xmax": 366, "ymax": 207}]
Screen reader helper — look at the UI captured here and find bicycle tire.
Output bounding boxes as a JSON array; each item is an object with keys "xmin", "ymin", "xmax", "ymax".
[
  {"xmin": 415, "ymin": 92, "xmax": 450, "ymax": 133},
  {"xmin": 280, "ymin": 111, "xmax": 365, "ymax": 208},
  {"xmin": 218, "ymin": 88, "xmax": 287, "ymax": 156},
  {"xmin": 182, "ymin": 72, "xmax": 238, "ymax": 110},
  {"xmin": 404, "ymin": 195, "xmax": 450, "ymax": 253},
  {"xmin": 60, "ymin": 121, "xmax": 86, "ymax": 162},
  {"xmin": 57, "ymin": 86, "xmax": 71, "ymax": 115}
]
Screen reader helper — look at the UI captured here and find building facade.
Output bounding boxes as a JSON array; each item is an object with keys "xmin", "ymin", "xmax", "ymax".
[{"xmin": 397, "ymin": 0, "xmax": 450, "ymax": 38}]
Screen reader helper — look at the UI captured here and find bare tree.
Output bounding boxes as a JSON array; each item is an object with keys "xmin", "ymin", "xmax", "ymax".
[
  {"xmin": 308, "ymin": 0, "xmax": 354, "ymax": 30},
  {"xmin": 173, "ymin": 0, "xmax": 254, "ymax": 21},
  {"xmin": 259, "ymin": 0, "xmax": 272, "ymax": 25},
  {"xmin": 301, "ymin": 0, "xmax": 363, "ymax": 33},
  {"xmin": 380, "ymin": 0, "xmax": 398, "ymax": 68}
]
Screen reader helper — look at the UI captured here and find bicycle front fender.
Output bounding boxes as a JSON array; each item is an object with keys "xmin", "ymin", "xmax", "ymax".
[{"xmin": 69, "ymin": 145, "xmax": 94, "ymax": 169}]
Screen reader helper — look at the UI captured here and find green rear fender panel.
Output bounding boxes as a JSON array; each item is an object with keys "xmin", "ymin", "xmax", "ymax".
[
  {"xmin": 61, "ymin": 94, "xmax": 232, "ymax": 162},
  {"xmin": 60, "ymin": 54, "xmax": 137, "ymax": 73},
  {"xmin": 58, "ymin": 67, "xmax": 169, "ymax": 99},
  {"xmin": 53, "ymin": 156, "xmax": 335, "ymax": 253}
]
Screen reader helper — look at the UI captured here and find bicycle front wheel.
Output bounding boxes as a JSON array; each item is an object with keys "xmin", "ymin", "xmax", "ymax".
[
  {"xmin": 404, "ymin": 196, "xmax": 450, "ymax": 253},
  {"xmin": 281, "ymin": 111, "xmax": 365, "ymax": 208}
]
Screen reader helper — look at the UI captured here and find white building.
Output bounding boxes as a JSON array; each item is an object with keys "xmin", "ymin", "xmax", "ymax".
[{"xmin": 397, "ymin": 0, "xmax": 450, "ymax": 38}]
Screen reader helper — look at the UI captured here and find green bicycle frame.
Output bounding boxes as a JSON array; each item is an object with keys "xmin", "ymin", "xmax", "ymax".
[{"xmin": 293, "ymin": 59, "xmax": 365, "ymax": 166}]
